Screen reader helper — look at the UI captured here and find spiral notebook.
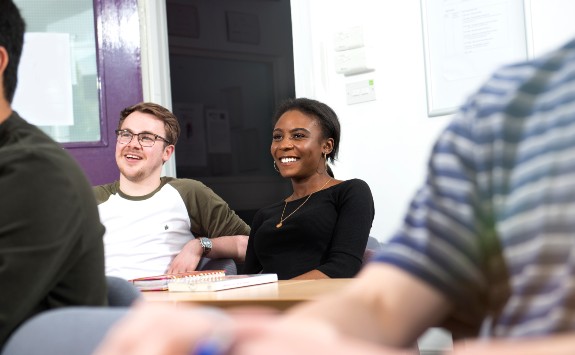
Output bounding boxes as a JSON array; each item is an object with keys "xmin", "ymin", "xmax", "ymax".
[
  {"xmin": 168, "ymin": 273, "xmax": 278, "ymax": 292},
  {"xmin": 130, "ymin": 270, "xmax": 226, "ymax": 291}
]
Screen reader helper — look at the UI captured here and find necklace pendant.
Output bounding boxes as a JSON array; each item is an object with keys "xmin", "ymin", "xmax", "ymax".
[{"xmin": 276, "ymin": 222, "xmax": 283, "ymax": 228}]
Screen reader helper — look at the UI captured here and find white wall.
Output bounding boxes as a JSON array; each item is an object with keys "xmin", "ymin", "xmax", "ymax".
[{"xmin": 291, "ymin": 0, "xmax": 575, "ymax": 242}]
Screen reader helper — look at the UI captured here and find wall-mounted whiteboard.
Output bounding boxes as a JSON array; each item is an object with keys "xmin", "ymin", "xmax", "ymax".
[{"xmin": 421, "ymin": 0, "xmax": 530, "ymax": 117}]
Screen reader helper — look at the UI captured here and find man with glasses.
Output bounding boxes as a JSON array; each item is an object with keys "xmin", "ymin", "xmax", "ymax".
[
  {"xmin": 0, "ymin": 0, "xmax": 107, "ymax": 348},
  {"xmin": 94, "ymin": 102, "xmax": 250, "ymax": 281}
]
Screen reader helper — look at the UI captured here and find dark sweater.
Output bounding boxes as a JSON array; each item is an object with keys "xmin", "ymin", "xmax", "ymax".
[
  {"xmin": 243, "ymin": 179, "xmax": 375, "ymax": 279},
  {"xmin": 0, "ymin": 112, "xmax": 106, "ymax": 347}
]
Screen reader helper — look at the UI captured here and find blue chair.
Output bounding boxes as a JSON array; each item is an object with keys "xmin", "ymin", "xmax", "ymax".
[
  {"xmin": 106, "ymin": 276, "xmax": 141, "ymax": 307},
  {"xmin": 1, "ymin": 307, "xmax": 128, "ymax": 355},
  {"xmin": 197, "ymin": 256, "xmax": 238, "ymax": 275},
  {"xmin": 363, "ymin": 236, "xmax": 382, "ymax": 264}
]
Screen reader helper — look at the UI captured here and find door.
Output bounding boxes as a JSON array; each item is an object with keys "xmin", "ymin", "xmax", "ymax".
[
  {"xmin": 69, "ymin": 0, "xmax": 143, "ymax": 185},
  {"xmin": 166, "ymin": 0, "xmax": 295, "ymax": 224},
  {"xmin": 14, "ymin": 0, "xmax": 143, "ymax": 185}
]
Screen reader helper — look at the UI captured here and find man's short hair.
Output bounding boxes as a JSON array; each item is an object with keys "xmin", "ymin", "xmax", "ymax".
[
  {"xmin": 0, "ymin": 0, "xmax": 26, "ymax": 103},
  {"xmin": 118, "ymin": 102, "xmax": 181, "ymax": 146}
]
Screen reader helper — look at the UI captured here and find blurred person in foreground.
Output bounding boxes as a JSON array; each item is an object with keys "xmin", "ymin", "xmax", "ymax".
[{"xmin": 0, "ymin": 0, "xmax": 106, "ymax": 349}]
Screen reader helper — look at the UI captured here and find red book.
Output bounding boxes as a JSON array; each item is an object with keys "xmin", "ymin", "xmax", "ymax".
[{"xmin": 130, "ymin": 270, "xmax": 226, "ymax": 291}]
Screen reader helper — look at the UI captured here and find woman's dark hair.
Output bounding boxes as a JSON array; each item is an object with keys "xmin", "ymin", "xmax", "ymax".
[{"xmin": 273, "ymin": 98, "xmax": 341, "ymax": 177}]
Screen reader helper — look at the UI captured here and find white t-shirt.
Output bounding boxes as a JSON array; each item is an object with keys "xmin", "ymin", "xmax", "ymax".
[
  {"xmin": 99, "ymin": 184, "xmax": 191, "ymax": 280},
  {"xmin": 94, "ymin": 177, "xmax": 250, "ymax": 280}
]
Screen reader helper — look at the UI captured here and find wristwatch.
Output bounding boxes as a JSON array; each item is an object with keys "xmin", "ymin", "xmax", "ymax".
[{"xmin": 199, "ymin": 237, "xmax": 212, "ymax": 256}]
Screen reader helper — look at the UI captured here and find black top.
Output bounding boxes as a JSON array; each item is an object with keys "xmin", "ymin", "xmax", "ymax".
[
  {"xmin": 0, "ymin": 112, "xmax": 107, "ymax": 346},
  {"xmin": 243, "ymin": 179, "xmax": 375, "ymax": 279}
]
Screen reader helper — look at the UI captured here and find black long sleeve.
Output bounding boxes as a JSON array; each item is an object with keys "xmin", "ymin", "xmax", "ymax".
[{"xmin": 243, "ymin": 179, "xmax": 374, "ymax": 279}]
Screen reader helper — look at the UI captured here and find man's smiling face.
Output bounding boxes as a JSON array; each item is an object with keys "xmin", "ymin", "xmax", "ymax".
[{"xmin": 115, "ymin": 111, "xmax": 171, "ymax": 184}]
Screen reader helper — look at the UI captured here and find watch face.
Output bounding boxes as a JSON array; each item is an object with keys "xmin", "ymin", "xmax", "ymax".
[{"xmin": 200, "ymin": 238, "xmax": 212, "ymax": 254}]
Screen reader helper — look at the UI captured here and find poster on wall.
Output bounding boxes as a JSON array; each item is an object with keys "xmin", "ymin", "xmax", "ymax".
[
  {"xmin": 173, "ymin": 103, "xmax": 208, "ymax": 167},
  {"xmin": 205, "ymin": 109, "xmax": 232, "ymax": 154},
  {"xmin": 421, "ymin": 0, "xmax": 530, "ymax": 117}
]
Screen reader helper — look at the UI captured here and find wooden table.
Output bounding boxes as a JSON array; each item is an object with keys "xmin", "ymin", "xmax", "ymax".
[{"xmin": 141, "ymin": 279, "xmax": 353, "ymax": 311}]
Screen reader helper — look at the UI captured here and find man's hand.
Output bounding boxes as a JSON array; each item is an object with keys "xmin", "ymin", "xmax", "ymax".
[
  {"xmin": 166, "ymin": 238, "xmax": 203, "ymax": 274},
  {"xmin": 232, "ymin": 315, "xmax": 416, "ymax": 355},
  {"xmin": 166, "ymin": 235, "xmax": 248, "ymax": 274},
  {"xmin": 94, "ymin": 303, "xmax": 278, "ymax": 355}
]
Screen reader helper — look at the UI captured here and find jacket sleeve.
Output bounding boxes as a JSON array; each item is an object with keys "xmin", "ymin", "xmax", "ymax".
[{"xmin": 171, "ymin": 179, "xmax": 250, "ymax": 237}]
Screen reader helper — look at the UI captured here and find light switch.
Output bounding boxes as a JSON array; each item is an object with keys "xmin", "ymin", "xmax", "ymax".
[{"xmin": 346, "ymin": 79, "xmax": 376, "ymax": 105}]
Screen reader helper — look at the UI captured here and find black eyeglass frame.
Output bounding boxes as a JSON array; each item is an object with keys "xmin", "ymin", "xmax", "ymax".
[{"xmin": 115, "ymin": 129, "xmax": 172, "ymax": 147}]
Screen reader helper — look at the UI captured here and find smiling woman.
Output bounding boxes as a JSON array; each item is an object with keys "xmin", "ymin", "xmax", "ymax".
[{"xmin": 242, "ymin": 98, "xmax": 375, "ymax": 280}]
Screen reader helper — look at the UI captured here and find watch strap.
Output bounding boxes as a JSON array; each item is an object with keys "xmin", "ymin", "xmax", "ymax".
[{"xmin": 199, "ymin": 237, "xmax": 212, "ymax": 256}]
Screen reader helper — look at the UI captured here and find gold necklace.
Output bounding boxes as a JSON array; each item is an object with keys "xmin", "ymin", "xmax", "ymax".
[{"xmin": 276, "ymin": 177, "xmax": 332, "ymax": 228}]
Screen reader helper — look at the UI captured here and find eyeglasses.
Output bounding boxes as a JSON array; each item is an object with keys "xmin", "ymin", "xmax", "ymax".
[{"xmin": 115, "ymin": 129, "xmax": 171, "ymax": 147}]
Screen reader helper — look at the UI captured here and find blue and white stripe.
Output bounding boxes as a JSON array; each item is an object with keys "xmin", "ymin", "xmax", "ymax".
[{"xmin": 375, "ymin": 39, "xmax": 575, "ymax": 338}]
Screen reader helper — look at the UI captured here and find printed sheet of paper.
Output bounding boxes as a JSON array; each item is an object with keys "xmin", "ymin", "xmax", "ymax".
[{"xmin": 421, "ymin": 0, "xmax": 528, "ymax": 116}]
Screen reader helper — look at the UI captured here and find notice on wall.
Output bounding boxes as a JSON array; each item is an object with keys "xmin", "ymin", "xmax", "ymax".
[
  {"xmin": 421, "ymin": 0, "xmax": 529, "ymax": 116},
  {"xmin": 173, "ymin": 103, "xmax": 208, "ymax": 167},
  {"xmin": 13, "ymin": 32, "xmax": 74, "ymax": 126},
  {"xmin": 206, "ymin": 109, "xmax": 232, "ymax": 154}
]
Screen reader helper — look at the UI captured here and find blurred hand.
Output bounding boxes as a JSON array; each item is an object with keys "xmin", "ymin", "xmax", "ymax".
[
  {"xmin": 94, "ymin": 301, "xmax": 420, "ymax": 355},
  {"xmin": 94, "ymin": 303, "xmax": 279, "ymax": 355},
  {"xmin": 231, "ymin": 313, "xmax": 417, "ymax": 355},
  {"xmin": 94, "ymin": 302, "xmax": 227, "ymax": 355}
]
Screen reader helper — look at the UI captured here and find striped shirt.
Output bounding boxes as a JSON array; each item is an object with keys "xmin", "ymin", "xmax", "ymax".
[{"xmin": 374, "ymin": 38, "xmax": 575, "ymax": 338}]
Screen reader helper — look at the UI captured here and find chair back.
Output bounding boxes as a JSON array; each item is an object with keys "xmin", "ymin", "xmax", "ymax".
[
  {"xmin": 196, "ymin": 257, "xmax": 238, "ymax": 275},
  {"xmin": 106, "ymin": 276, "xmax": 141, "ymax": 307},
  {"xmin": 363, "ymin": 236, "xmax": 382, "ymax": 265},
  {"xmin": 1, "ymin": 307, "xmax": 128, "ymax": 355}
]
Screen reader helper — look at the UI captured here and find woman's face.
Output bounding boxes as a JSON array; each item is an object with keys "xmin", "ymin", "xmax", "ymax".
[{"xmin": 271, "ymin": 109, "xmax": 330, "ymax": 180}]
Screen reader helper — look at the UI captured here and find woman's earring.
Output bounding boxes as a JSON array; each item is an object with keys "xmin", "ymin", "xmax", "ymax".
[
  {"xmin": 317, "ymin": 152, "xmax": 329, "ymax": 174},
  {"xmin": 273, "ymin": 161, "xmax": 280, "ymax": 172}
]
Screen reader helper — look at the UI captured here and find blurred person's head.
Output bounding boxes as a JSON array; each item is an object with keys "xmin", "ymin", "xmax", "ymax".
[{"xmin": 0, "ymin": 0, "xmax": 26, "ymax": 104}]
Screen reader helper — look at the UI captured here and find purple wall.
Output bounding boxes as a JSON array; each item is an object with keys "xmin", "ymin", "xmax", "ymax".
[{"xmin": 66, "ymin": 0, "xmax": 143, "ymax": 186}]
